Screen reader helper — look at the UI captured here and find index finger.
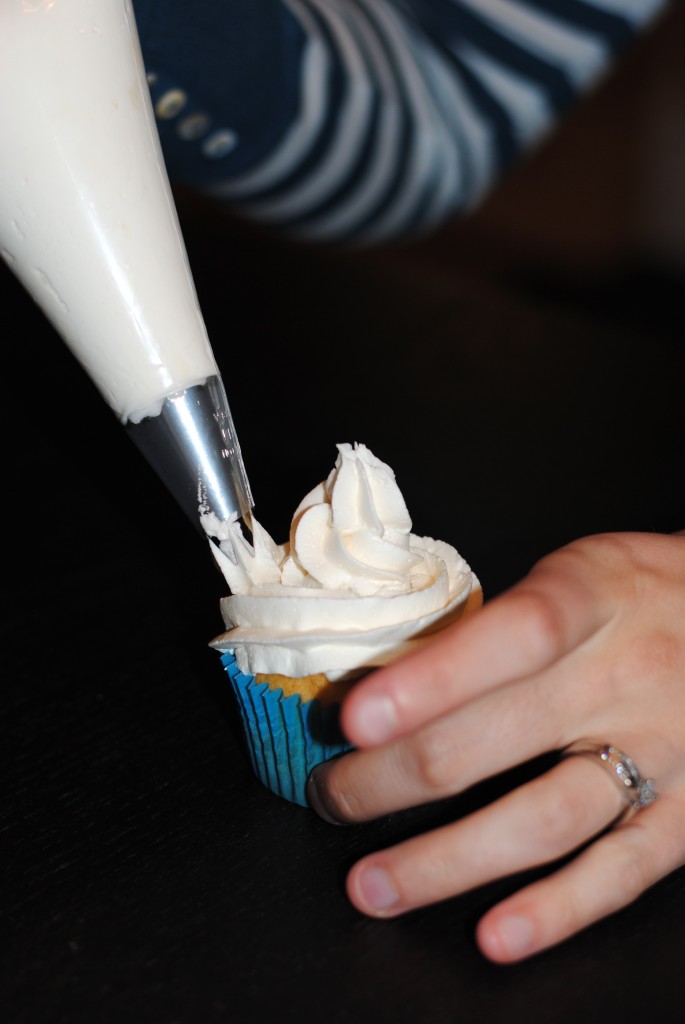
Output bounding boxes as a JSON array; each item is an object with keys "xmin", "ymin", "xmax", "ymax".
[{"xmin": 341, "ymin": 550, "xmax": 611, "ymax": 748}]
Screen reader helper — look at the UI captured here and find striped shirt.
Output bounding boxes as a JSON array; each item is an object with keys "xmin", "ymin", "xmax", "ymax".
[{"xmin": 134, "ymin": 0, "xmax": 669, "ymax": 244}]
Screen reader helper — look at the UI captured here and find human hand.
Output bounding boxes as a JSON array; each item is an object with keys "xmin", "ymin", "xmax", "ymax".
[{"xmin": 307, "ymin": 531, "xmax": 685, "ymax": 962}]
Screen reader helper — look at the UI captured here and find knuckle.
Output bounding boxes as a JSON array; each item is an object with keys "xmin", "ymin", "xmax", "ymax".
[
  {"xmin": 533, "ymin": 783, "xmax": 589, "ymax": 851},
  {"xmin": 563, "ymin": 532, "xmax": 638, "ymax": 569},
  {"xmin": 411, "ymin": 724, "xmax": 461, "ymax": 795},
  {"xmin": 515, "ymin": 589, "xmax": 567, "ymax": 664},
  {"xmin": 535, "ymin": 532, "xmax": 639, "ymax": 593}
]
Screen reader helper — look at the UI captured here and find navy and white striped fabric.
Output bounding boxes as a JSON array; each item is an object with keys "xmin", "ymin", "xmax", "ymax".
[{"xmin": 134, "ymin": 0, "xmax": 668, "ymax": 244}]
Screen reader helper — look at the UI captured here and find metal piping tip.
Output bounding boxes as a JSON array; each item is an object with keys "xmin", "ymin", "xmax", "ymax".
[{"xmin": 125, "ymin": 374, "xmax": 253, "ymax": 535}]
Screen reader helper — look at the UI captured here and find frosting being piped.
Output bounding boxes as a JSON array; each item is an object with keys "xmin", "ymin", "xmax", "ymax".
[{"xmin": 208, "ymin": 443, "xmax": 480, "ymax": 678}]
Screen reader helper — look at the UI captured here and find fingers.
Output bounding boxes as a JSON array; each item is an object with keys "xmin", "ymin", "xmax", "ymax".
[
  {"xmin": 311, "ymin": 664, "xmax": 578, "ymax": 823},
  {"xmin": 344, "ymin": 759, "xmax": 682, "ymax": 962},
  {"xmin": 476, "ymin": 794, "xmax": 685, "ymax": 962},
  {"xmin": 330, "ymin": 533, "xmax": 685, "ymax": 961},
  {"xmin": 342, "ymin": 554, "xmax": 609, "ymax": 748},
  {"xmin": 344, "ymin": 756, "xmax": 626, "ymax": 918}
]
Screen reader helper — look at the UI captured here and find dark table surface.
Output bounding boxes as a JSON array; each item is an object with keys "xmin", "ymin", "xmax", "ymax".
[{"xmin": 2, "ymin": 185, "xmax": 685, "ymax": 1024}]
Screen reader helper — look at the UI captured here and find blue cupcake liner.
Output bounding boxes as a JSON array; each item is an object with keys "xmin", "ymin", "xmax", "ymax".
[{"xmin": 220, "ymin": 651, "xmax": 353, "ymax": 807}]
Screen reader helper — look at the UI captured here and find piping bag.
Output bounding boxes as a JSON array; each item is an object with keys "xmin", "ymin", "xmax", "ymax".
[{"xmin": 0, "ymin": 0, "xmax": 253, "ymax": 535}]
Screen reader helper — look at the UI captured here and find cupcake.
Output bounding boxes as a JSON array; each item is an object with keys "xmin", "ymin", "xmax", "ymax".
[{"xmin": 206, "ymin": 443, "xmax": 481, "ymax": 807}]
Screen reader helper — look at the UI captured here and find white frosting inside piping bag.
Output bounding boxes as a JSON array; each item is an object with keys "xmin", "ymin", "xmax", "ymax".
[
  {"xmin": 208, "ymin": 443, "xmax": 481, "ymax": 679},
  {"xmin": 0, "ymin": 1, "xmax": 218, "ymax": 424}
]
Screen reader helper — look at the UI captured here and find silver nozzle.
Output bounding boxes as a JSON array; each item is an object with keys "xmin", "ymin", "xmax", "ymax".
[{"xmin": 125, "ymin": 375, "xmax": 253, "ymax": 532}]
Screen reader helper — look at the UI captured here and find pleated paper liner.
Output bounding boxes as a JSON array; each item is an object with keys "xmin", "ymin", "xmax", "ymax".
[{"xmin": 221, "ymin": 651, "xmax": 353, "ymax": 807}]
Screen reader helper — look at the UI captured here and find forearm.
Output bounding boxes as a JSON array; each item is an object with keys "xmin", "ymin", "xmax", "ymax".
[{"xmin": 135, "ymin": 0, "xmax": 671, "ymax": 243}]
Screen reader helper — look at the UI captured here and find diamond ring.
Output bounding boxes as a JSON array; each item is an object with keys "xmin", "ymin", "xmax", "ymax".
[{"xmin": 563, "ymin": 743, "xmax": 657, "ymax": 814}]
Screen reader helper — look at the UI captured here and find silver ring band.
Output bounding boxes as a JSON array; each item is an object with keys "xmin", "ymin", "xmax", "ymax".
[{"xmin": 563, "ymin": 743, "xmax": 657, "ymax": 814}]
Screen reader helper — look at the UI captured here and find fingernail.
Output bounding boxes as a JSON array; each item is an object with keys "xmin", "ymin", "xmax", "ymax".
[
  {"xmin": 495, "ymin": 915, "xmax": 535, "ymax": 959},
  {"xmin": 306, "ymin": 764, "xmax": 348, "ymax": 825},
  {"xmin": 358, "ymin": 865, "xmax": 399, "ymax": 913},
  {"xmin": 356, "ymin": 693, "xmax": 397, "ymax": 744}
]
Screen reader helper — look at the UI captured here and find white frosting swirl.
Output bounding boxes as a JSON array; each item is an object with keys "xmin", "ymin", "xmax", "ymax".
[{"xmin": 209, "ymin": 443, "xmax": 480, "ymax": 678}]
